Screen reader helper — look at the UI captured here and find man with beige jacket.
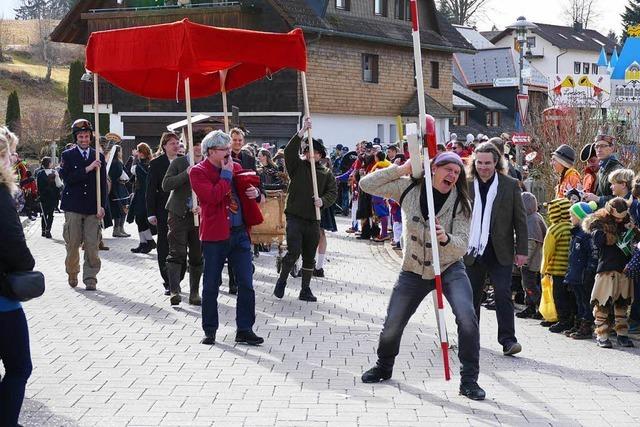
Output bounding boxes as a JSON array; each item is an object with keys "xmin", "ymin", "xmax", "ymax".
[{"xmin": 358, "ymin": 151, "xmax": 485, "ymax": 401}]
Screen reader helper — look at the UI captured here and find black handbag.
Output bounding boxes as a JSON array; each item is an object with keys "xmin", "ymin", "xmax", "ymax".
[{"xmin": 2, "ymin": 271, "xmax": 46, "ymax": 302}]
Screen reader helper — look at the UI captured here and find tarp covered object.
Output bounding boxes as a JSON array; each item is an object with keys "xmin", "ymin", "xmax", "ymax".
[{"xmin": 85, "ymin": 18, "xmax": 307, "ymax": 100}]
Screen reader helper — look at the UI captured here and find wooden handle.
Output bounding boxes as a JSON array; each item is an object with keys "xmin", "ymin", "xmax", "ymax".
[{"xmin": 301, "ymin": 72, "xmax": 321, "ymax": 220}]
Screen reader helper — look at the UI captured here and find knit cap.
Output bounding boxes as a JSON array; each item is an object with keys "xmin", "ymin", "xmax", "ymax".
[
  {"xmin": 569, "ymin": 201, "xmax": 598, "ymax": 220},
  {"xmin": 552, "ymin": 144, "xmax": 576, "ymax": 169}
]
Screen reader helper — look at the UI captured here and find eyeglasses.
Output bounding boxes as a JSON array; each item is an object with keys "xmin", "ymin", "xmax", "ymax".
[{"xmin": 594, "ymin": 144, "xmax": 612, "ymax": 150}]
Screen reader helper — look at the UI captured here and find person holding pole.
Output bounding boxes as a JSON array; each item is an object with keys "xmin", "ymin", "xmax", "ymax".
[
  {"xmin": 464, "ymin": 142, "xmax": 528, "ymax": 356},
  {"xmin": 59, "ymin": 119, "xmax": 107, "ymax": 290},
  {"xmin": 162, "ymin": 134, "xmax": 204, "ymax": 307},
  {"xmin": 273, "ymin": 118, "xmax": 337, "ymax": 302},
  {"xmin": 358, "ymin": 152, "xmax": 485, "ymax": 400},
  {"xmin": 189, "ymin": 130, "xmax": 263, "ymax": 346}
]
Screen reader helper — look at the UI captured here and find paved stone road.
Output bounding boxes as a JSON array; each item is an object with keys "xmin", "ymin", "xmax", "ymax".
[{"xmin": 13, "ymin": 215, "xmax": 640, "ymax": 426}]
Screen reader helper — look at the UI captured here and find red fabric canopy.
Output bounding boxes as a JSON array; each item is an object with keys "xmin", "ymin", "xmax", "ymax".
[{"xmin": 85, "ymin": 19, "xmax": 307, "ymax": 100}]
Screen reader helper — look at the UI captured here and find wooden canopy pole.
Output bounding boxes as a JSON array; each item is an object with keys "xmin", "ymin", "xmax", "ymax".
[
  {"xmin": 300, "ymin": 72, "xmax": 321, "ymax": 220},
  {"xmin": 220, "ymin": 70, "xmax": 230, "ymax": 133},
  {"xmin": 93, "ymin": 74, "xmax": 101, "ymax": 214},
  {"xmin": 184, "ymin": 78, "xmax": 199, "ymax": 226}
]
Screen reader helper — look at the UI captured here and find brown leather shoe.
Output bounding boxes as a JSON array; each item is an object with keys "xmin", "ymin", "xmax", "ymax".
[
  {"xmin": 99, "ymin": 241, "xmax": 109, "ymax": 251},
  {"xmin": 68, "ymin": 274, "xmax": 78, "ymax": 288}
]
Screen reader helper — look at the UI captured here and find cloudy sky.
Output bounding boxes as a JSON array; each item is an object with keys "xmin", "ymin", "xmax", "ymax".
[{"xmin": 0, "ymin": 0, "xmax": 630, "ymax": 37}]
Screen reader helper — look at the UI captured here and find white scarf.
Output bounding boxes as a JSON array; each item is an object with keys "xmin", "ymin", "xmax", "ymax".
[{"xmin": 467, "ymin": 175, "xmax": 499, "ymax": 257}]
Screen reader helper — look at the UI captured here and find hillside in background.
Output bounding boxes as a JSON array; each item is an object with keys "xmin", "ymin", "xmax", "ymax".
[{"xmin": 0, "ymin": 19, "xmax": 84, "ymax": 159}]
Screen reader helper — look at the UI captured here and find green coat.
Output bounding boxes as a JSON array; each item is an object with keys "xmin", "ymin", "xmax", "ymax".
[{"xmin": 284, "ymin": 134, "xmax": 337, "ymax": 221}]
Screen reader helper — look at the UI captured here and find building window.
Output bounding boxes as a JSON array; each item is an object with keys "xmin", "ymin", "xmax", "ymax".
[
  {"xmin": 574, "ymin": 62, "xmax": 581, "ymax": 74},
  {"xmin": 583, "ymin": 62, "xmax": 590, "ymax": 74},
  {"xmin": 336, "ymin": 0, "xmax": 350, "ymax": 11},
  {"xmin": 592, "ymin": 63, "xmax": 599, "ymax": 74},
  {"xmin": 492, "ymin": 111, "xmax": 500, "ymax": 127},
  {"xmin": 456, "ymin": 110, "xmax": 467, "ymax": 126},
  {"xmin": 430, "ymin": 61, "xmax": 440, "ymax": 89},
  {"xmin": 394, "ymin": 0, "xmax": 410, "ymax": 21},
  {"xmin": 526, "ymin": 36, "xmax": 536, "ymax": 48},
  {"xmin": 485, "ymin": 112, "xmax": 492, "ymax": 127},
  {"xmin": 390, "ymin": 123, "xmax": 397, "ymax": 142},
  {"xmin": 374, "ymin": 0, "xmax": 388, "ymax": 16},
  {"xmin": 377, "ymin": 124, "xmax": 385, "ymax": 142},
  {"xmin": 362, "ymin": 53, "xmax": 379, "ymax": 83}
]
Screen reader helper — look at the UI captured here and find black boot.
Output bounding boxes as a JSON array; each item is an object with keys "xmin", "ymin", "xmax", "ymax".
[
  {"xmin": 516, "ymin": 305, "xmax": 536, "ymax": 319},
  {"xmin": 189, "ymin": 264, "xmax": 203, "ymax": 306},
  {"xmin": 166, "ymin": 262, "xmax": 183, "ymax": 306},
  {"xmin": 299, "ymin": 269, "xmax": 317, "ymax": 302},
  {"xmin": 570, "ymin": 319, "xmax": 593, "ymax": 340},
  {"xmin": 563, "ymin": 319, "xmax": 580, "ymax": 337}
]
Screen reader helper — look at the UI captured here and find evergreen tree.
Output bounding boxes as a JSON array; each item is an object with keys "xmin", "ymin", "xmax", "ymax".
[
  {"xmin": 67, "ymin": 60, "xmax": 84, "ymax": 121},
  {"xmin": 5, "ymin": 91, "xmax": 21, "ymax": 136},
  {"xmin": 14, "ymin": 0, "xmax": 78, "ymax": 20},
  {"xmin": 621, "ymin": 0, "xmax": 640, "ymax": 42}
]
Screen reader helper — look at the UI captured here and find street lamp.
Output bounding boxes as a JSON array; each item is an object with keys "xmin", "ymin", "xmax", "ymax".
[{"xmin": 507, "ymin": 16, "xmax": 537, "ymax": 165}]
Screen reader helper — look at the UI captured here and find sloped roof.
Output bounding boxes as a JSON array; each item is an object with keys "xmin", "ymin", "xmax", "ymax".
[
  {"xmin": 452, "ymin": 82, "xmax": 508, "ymax": 111},
  {"xmin": 453, "ymin": 47, "xmax": 548, "ymax": 88},
  {"xmin": 402, "ymin": 93, "xmax": 456, "ymax": 118},
  {"xmin": 453, "ymin": 94, "xmax": 475, "ymax": 109},
  {"xmin": 453, "ymin": 25, "xmax": 494, "ymax": 50},
  {"xmin": 50, "ymin": 0, "xmax": 117, "ymax": 44},
  {"xmin": 490, "ymin": 23, "xmax": 619, "ymax": 54},
  {"xmin": 269, "ymin": 0, "xmax": 474, "ymax": 53}
]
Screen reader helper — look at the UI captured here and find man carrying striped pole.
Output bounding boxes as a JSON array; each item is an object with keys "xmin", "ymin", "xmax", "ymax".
[{"xmin": 358, "ymin": 0, "xmax": 485, "ymax": 401}]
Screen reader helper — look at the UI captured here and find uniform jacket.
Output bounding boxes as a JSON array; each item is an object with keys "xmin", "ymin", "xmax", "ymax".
[
  {"xmin": 464, "ymin": 173, "xmax": 528, "ymax": 267},
  {"xmin": 189, "ymin": 160, "xmax": 261, "ymax": 242},
  {"xmin": 360, "ymin": 165, "xmax": 469, "ymax": 280},
  {"xmin": 162, "ymin": 155, "xmax": 195, "ymax": 217},
  {"xmin": 59, "ymin": 146, "xmax": 107, "ymax": 215},
  {"xmin": 146, "ymin": 154, "xmax": 170, "ymax": 221}
]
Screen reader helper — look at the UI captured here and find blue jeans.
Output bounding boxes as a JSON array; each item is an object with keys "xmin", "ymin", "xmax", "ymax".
[
  {"xmin": 0, "ymin": 308, "xmax": 33, "ymax": 426},
  {"xmin": 376, "ymin": 262, "xmax": 480, "ymax": 384},
  {"xmin": 467, "ymin": 259, "xmax": 518, "ymax": 347},
  {"xmin": 201, "ymin": 229, "xmax": 255, "ymax": 335}
]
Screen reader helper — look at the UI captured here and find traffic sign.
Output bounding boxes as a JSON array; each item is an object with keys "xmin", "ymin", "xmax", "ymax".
[{"xmin": 512, "ymin": 132, "xmax": 531, "ymax": 145}]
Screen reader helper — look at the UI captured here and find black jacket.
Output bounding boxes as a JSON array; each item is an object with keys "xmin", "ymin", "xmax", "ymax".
[
  {"xmin": 146, "ymin": 154, "xmax": 170, "ymax": 221},
  {"xmin": 59, "ymin": 146, "xmax": 108, "ymax": 215},
  {"xmin": 0, "ymin": 184, "xmax": 35, "ymax": 297}
]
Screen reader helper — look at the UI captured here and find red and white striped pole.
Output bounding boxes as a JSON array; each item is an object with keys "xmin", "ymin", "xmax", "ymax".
[{"xmin": 409, "ymin": 0, "xmax": 451, "ymax": 381}]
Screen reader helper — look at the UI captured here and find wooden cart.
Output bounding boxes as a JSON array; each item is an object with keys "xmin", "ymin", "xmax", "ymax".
[{"xmin": 250, "ymin": 190, "xmax": 287, "ymax": 271}]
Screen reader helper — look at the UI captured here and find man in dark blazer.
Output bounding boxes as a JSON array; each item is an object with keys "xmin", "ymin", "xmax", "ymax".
[
  {"xmin": 230, "ymin": 127, "xmax": 256, "ymax": 171},
  {"xmin": 146, "ymin": 132, "xmax": 180, "ymax": 294},
  {"xmin": 59, "ymin": 119, "xmax": 108, "ymax": 290},
  {"xmin": 464, "ymin": 141, "xmax": 528, "ymax": 356},
  {"xmin": 162, "ymin": 137, "xmax": 203, "ymax": 306}
]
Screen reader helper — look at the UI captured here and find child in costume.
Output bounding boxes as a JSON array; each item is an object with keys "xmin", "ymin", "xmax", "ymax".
[
  {"xmin": 540, "ymin": 197, "xmax": 574, "ymax": 333},
  {"xmin": 516, "ymin": 192, "xmax": 547, "ymax": 319},
  {"xmin": 564, "ymin": 201, "xmax": 598, "ymax": 339},
  {"xmin": 583, "ymin": 197, "xmax": 635, "ymax": 348}
]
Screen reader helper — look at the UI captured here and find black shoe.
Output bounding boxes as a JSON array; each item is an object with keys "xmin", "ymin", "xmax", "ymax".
[
  {"xmin": 140, "ymin": 241, "xmax": 154, "ymax": 254},
  {"xmin": 235, "ymin": 330, "xmax": 264, "ymax": 346},
  {"xmin": 41, "ymin": 230, "xmax": 46, "ymax": 237},
  {"xmin": 596, "ymin": 337, "xmax": 613, "ymax": 348},
  {"xmin": 459, "ymin": 382, "xmax": 486, "ymax": 401},
  {"xmin": 515, "ymin": 306, "xmax": 535, "ymax": 319},
  {"xmin": 170, "ymin": 293, "xmax": 181, "ymax": 306},
  {"xmin": 147, "ymin": 239, "xmax": 157, "ymax": 250},
  {"xmin": 361, "ymin": 366, "xmax": 392, "ymax": 383},
  {"xmin": 531, "ymin": 311, "xmax": 543, "ymax": 320},
  {"xmin": 131, "ymin": 243, "xmax": 144, "ymax": 253},
  {"xmin": 313, "ymin": 268, "xmax": 324, "ymax": 277},
  {"xmin": 201, "ymin": 333, "xmax": 215, "ymax": 345},
  {"xmin": 540, "ymin": 320, "xmax": 555, "ymax": 327},
  {"xmin": 549, "ymin": 321, "xmax": 572, "ymax": 333},
  {"xmin": 274, "ymin": 279, "xmax": 286, "ymax": 299},
  {"xmin": 299, "ymin": 287, "xmax": 317, "ymax": 302},
  {"xmin": 617, "ymin": 335, "xmax": 635, "ymax": 347},
  {"xmin": 45, "ymin": 231, "xmax": 52, "ymax": 238},
  {"xmin": 503, "ymin": 341, "xmax": 522, "ymax": 356}
]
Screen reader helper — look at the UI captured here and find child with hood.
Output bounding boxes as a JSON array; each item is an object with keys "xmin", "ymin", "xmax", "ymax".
[
  {"xmin": 540, "ymin": 197, "xmax": 574, "ymax": 333},
  {"xmin": 516, "ymin": 192, "xmax": 547, "ymax": 319},
  {"xmin": 563, "ymin": 201, "xmax": 598, "ymax": 339},
  {"xmin": 583, "ymin": 197, "xmax": 635, "ymax": 348}
]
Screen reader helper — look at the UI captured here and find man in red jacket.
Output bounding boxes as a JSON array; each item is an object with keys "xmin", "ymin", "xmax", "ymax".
[{"xmin": 189, "ymin": 130, "xmax": 264, "ymax": 346}]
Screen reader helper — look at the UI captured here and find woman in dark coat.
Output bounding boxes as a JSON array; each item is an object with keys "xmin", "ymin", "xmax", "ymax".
[
  {"xmin": 0, "ymin": 126, "xmax": 35, "ymax": 426},
  {"xmin": 127, "ymin": 143, "xmax": 156, "ymax": 253},
  {"xmin": 108, "ymin": 145, "xmax": 131, "ymax": 238},
  {"xmin": 257, "ymin": 148, "xmax": 287, "ymax": 191},
  {"xmin": 36, "ymin": 156, "xmax": 62, "ymax": 238}
]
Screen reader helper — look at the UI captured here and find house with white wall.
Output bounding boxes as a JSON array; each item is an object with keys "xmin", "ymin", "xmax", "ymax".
[{"xmin": 489, "ymin": 22, "xmax": 618, "ymax": 108}]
